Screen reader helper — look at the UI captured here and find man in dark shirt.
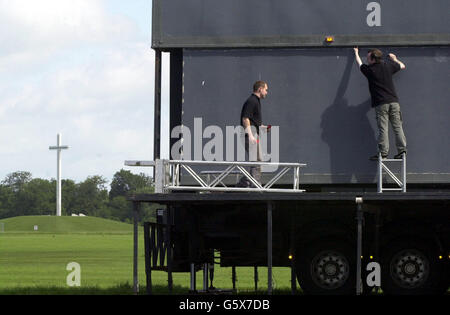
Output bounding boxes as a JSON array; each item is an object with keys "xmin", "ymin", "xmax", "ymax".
[
  {"xmin": 354, "ymin": 47, "xmax": 407, "ymax": 160},
  {"xmin": 237, "ymin": 81, "xmax": 269, "ymax": 187}
]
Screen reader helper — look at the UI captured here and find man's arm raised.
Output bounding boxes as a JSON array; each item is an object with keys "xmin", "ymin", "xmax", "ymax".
[
  {"xmin": 389, "ymin": 53, "xmax": 406, "ymax": 70},
  {"xmin": 354, "ymin": 47, "xmax": 363, "ymax": 67}
]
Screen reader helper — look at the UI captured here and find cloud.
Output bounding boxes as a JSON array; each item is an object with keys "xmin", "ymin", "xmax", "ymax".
[
  {"xmin": 0, "ymin": 0, "xmax": 139, "ymax": 72},
  {"xmin": 0, "ymin": 0, "xmax": 138, "ymax": 47},
  {"xmin": 0, "ymin": 0, "xmax": 157, "ymax": 183}
]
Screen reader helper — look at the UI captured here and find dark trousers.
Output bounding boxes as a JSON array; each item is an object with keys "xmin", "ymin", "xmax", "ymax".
[
  {"xmin": 237, "ymin": 135, "xmax": 262, "ymax": 187},
  {"xmin": 375, "ymin": 102, "xmax": 407, "ymax": 155}
]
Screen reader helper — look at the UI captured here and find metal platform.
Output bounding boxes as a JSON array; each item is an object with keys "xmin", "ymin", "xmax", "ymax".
[
  {"xmin": 125, "ymin": 159, "xmax": 307, "ymax": 193},
  {"xmin": 129, "ymin": 191, "xmax": 450, "ymax": 204}
]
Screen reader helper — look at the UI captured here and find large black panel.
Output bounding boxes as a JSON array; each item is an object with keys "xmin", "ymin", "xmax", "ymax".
[
  {"xmin": 179, "ymin": 47, "xmax": 449, "ymax": 184},
  {"xmin": 153, "ymin": 0, "xmax": 450, "ymax": 48}
]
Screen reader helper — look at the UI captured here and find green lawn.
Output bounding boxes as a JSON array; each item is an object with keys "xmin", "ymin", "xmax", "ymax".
[
  {"xmin": 0, "ymin": 216, "xmax": 295, "ymax": 295},
  {"xmin": 0, "ymin": 215, "xmax": 133, "ymax": 234}
]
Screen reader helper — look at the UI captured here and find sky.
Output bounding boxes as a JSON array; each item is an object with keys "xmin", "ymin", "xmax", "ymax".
[{"xmin": 0, "ymin": 0, "xmax": 170, "ymax": 185}]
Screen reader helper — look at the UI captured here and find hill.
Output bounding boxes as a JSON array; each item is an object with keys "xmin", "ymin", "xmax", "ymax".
[{"xmin": 0, "ymin": 216, "xmax": 134, "ymax": 234}]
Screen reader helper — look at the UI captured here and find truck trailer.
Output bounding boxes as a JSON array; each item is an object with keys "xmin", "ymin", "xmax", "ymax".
[{"xmin": 127, "ymin": 0, "xmax": 449, "ymax": 295}]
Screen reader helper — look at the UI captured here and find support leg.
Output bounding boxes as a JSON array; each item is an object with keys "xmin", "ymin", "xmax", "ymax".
[
  {"xmin": 378, "ymin": 154, "xmax": 383, "ymax": 193},
  {"xmin": 254, "ymin": 266, "xmax": 258, "ymax": 292},
  {"xmin": 402, "ymin": 153, "xmax": 407, "ymax": 193},
  {"xmin": 167, "ymin": 205, "xmax": 173, "ymax": 293},
  {"xmin": 209, "ymin": 261, "xmax": 215, "ymax": 290},
  {"xmin": 203, "ymin": 263, "xmax": 209, "ymax": 291},
  {"xmin": 190, "ymin": 263, "xmax": 196, "ymax": 292},
  {"xmin": 290, "ymin": 220, "xmax": 297, "ymax": 295},
  {"xmin": 267, "ymin": 201, "xmax": 273, "ymax": 295},
  {"xmin": 133, "ymin": 202, "xmax": 140, "ymax": 295},
  {"xmin": 144, "ymin": 222, "xmax": 152, "ymax": 295},
  {"xmin": 291, "ymin": 257, "xmax": 297, "ymax": 295},
  {"xmin": 356, "ymin": 198, "xmax": 364, "ymax": 295},
  {"xmin": 153, "ymin": 49, "xmax": 162, "ymax": 180},
  {"xmin": 232, "ymin": 266, "xmax": 236, "ymax": 291},
  {"xmin": 374, "ymin": 209, "xmax": 381, "ymax": 294}
]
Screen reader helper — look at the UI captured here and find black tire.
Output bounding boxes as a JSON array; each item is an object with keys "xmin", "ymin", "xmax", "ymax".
[
  {"xmin": 296, "ymin": 239, "xmax": 356, "ymax": 295},
  {"xmin": 380, "ymin": 238, "xmax": 447, "ymax": 295}
]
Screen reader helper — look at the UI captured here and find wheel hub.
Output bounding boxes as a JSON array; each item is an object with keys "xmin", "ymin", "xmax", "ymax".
[
  {"xmin": 404, "ymin": 262, "xmax": 416, "ymax": 275},
  {"xmin": 324, "ymin": 263, "xmax": 337, "ymax": 276},
  {"xmin": 390, "ymin": 249, "xmax": 430, "ymax": 288},
  {"xmin": 311, "ymin": 250, "xmax": 350, "ymax": 289}
]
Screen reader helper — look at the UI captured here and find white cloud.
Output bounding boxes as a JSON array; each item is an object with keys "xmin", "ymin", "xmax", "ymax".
[
  {"xmin": 0, "ymin": 0, "xmax": 140, "ymax": 76},
  {"xmin": 0, "ymin": 0, "xmax": 157, "ymax": 183},
  {"xmin": 0, "ymin": 0, "xmax": 137, "ymax": 47}
]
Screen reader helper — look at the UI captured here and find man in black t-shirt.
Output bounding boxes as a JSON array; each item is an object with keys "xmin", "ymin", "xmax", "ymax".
[
  {"xmin": 354, "ymin": 47, "xmax": 407, "ymax": 160},
  {"xmin": 237, "ymin": 81, "xmax": 270, "ymax": 187}
]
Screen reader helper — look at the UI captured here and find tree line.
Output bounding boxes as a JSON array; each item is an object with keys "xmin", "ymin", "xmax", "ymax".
[{"xmin": 0, "ymin": 170, "xmax": 158, "ymax": 223}]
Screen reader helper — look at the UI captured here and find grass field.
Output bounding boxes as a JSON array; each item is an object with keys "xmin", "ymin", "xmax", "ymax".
[
  {"xmin": 0, "ymin": 216, "xmax": 296, "ymax": 295},
  {"xmin": 0, "ymin": 215, "xmax": 134, "ymax": 234}
]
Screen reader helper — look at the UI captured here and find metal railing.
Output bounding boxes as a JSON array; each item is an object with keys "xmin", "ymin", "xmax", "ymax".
[
  {"xmin": 125, "ymin": 159, "xmax": 307, "ymax": 193},
  {"xmin": 377, "ymin": 153, "xmax": 407, "ymax": 193}
]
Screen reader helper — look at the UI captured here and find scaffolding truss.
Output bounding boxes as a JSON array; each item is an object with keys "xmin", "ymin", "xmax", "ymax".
[
  {"xmin": 125, "ymin": 159, "xmax": 307, "ymax": 193},
  {"xmin": 377, "ymin": 153, "xmax": 407, "ymax": 193}
]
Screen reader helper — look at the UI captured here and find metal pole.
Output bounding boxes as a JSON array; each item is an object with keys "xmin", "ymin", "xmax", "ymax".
[
  {"xmin": 133, "ymin": 202, "xmax": 140, "ymax": 295},
  {"xmin": 355, "ymin": 197, "xmax": 364, "ymax": 295},
  {"xmin": 167, "ymin": 205, "xmax": 173, "ymax": 293},
  {"xmin": 267, "ymin": 201, "xmax": 273, "ymax": 295},
  {"xmin": 153, "ymin": 49, "xmax": 162, "ymax": 180},
  {"xmin": 232, "ymin": 266, "xmax": 236, "ymax": 291},
  {"xmin": 290, "ymin": 221, "xmax": 297, "ymax": 295},
  {"xmin": 378, "ymin": 153, "xmax": 382, "ymax": 193},
  {"xmin": 254, "ymin": 266, "xmax": 258, "ymax": 292},
  {"xmin": 144, "ymin": 222, "xmax": 152, "ymax": 295},
  {"xmin": 190, "ymin": 263, "xmax": 196, "ymax": 292},
  {"xmin": 209, "ymin": 260, "xmax": 214, "ymax": 289},
  {"xmin": 402, "ymin": 153, "xmax": 407, "ymax": 193},
  {"xmin": 374, "ymin": 209, "xmax": 381, "ymax": 294},
  {"xmin": 291, "ymin": 259, "xmax": 297, "ymax": 294},
  {"xmin": 203, "ymin": 263, "xmax": 208, "ymax": 291}
]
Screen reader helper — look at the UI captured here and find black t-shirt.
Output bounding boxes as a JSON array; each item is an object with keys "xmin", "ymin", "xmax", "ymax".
[
  {"xmin": 240, "ymin": 94, "xmax": 262, "ymax": 134},
  {"xmin": 360, "ymin": 61, "xmax": 401, "ymax": 107}
]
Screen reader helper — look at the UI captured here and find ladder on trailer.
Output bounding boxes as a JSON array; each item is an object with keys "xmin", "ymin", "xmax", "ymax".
[{"xmin": 377, "ymin": 153, "xmax": 407, "ymax": 193}]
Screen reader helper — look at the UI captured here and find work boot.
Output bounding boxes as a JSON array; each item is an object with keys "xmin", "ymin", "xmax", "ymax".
[
  {"xmin": 369, "ymin": 153, "xmax": 387, "ymax": 161},
  {"xmin": 394, "ymin": 151, "xmax": 406, "ymax": 159}
]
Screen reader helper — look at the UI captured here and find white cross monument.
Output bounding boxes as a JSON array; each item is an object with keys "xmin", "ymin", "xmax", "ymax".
[{"xmin": 49, "ymin": 133, "xmax": 69, "ymax": 217}]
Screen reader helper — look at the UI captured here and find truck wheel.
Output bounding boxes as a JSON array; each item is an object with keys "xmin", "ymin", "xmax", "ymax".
[
  {"xmin": 296, "ymin": 239, "xmax": 355, "ymax": 295},
  {"xmin": 380, "ymin": 238, "xmax": 446, "ymax": 295}
]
